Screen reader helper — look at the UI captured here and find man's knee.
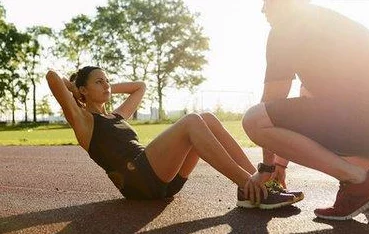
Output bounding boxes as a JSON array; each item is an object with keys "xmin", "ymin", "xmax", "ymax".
[
  {"xmin": 242, "ymin": 103, "xmax": 266, "ymax": 130},
  {"xmin": 242, "ymin": 103, "xmax": 274, "ymax": 140}
]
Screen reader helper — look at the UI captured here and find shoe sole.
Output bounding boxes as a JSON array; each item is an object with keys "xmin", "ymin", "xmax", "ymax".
[
  {"xmin": 315, "ymin": 200, "xmax": 369, "ymax": 221},
  {"xmin": 236, "ymin": 200, "xmax": 256, "ymax": 208},
  {"xmin": 236, "ymin": 198, "xmax": 299, "ymax": 210}
]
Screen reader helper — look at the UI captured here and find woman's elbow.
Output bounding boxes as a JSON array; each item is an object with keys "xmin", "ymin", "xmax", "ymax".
[
  {"xmin": 139, "ymin": 81, "xmax": 146, "ymax": 90},
  {"xmin": 46, "ymin": 70, "xmax": 59, "ymax": 84},
  {"xmin": 46, "ymin": 70, "xmax": 55, "ymax": 79},
  {"xmin": 137, "ymin": 81, "xmax": 146, "ymax": 92}
]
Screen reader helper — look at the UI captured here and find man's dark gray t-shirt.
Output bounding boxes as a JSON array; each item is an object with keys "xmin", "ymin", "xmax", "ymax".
[{"xmin": 265, "ymin": 5, "xmax": 369, "ymax": 103}]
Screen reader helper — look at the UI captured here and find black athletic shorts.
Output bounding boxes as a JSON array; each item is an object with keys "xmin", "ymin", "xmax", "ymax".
[
  {"xmin": 265, "ymin": 97, "xmax": 369, "ymax": 157},
  {"xmin": 120, "ymin": 151, "xmax": 187, "ymax": 200}
]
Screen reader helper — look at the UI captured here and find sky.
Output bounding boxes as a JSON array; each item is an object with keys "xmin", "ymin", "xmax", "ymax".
[{"xmin": 2, "ymin": 0, "xmax": 369, "ymax": 115}]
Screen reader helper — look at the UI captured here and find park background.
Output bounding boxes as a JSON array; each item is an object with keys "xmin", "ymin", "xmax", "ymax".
[
  {"xmin": 1, "ymin": 0, "xmax": 369, "ymax": 147},
  {"xmin": 1, "ymin": 0, "xmax": 368, "ymax": 123},
  {"xmin": 2, "ymin": 2, "xmax": 369, "ymax": 233}
]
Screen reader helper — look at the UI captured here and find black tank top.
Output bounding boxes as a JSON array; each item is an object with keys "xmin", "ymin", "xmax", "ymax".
[{"xmin": 88, "ymin": 113, "xmax": 145, "ymax": 174}]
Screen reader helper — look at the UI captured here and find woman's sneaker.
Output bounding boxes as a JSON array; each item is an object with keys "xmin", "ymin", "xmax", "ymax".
[
  {"xmin": 265, "ymin": 180, "xmax": 304, "ymax": 202},
  {"xmin": 314, "ymin": 171, "xmax": 369, "ymax": 221},
  {"xmin": 236, "ymin": 186, "xmax": 297, "ymax": 210}
]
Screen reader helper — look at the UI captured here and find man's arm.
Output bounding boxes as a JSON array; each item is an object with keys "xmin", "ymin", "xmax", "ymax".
[{"xmin": 261, "ymin": 80, "xmax": 292, "ymax": 102}]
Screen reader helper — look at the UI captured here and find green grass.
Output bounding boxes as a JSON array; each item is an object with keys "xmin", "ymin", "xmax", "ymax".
[{"xmin": 0, "ymin": 121, "xmax": 255, "ymax": 147}]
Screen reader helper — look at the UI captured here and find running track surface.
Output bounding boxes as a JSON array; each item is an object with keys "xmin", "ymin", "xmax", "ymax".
[{"xmin": 1, "ymin": 146, "xmax": 368, "ymax": 234}]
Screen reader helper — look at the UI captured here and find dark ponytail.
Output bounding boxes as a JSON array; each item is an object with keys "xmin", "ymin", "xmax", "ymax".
[
  {"xmin": 69, "ymin": 66, "xmax": 101, "ymax": 106},
  {"xmin": 69, "ymin": 73, "xmax": 78, "ymax": 83},
  {"xmin": 70, "ymin": 66, "xmax": 101, "ymax": 88}
]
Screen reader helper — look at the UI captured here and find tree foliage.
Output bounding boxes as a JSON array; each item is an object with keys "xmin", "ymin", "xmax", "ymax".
[
  {"xmin": 0, "ymin": 15, "xmax": 32, "ymax": 124},
  {"xmin": 36, "ymin": 95, "xmax": 54, "ymax": 118},
  {"xmin": 57, "ymin": 14, "xmax": 95, "ymax": 69},
  {"xmin": 61, "ymin": 0, "xmax": 209, "ymax": 120},
  {"xmin": 0, "ymin": 0, "xmax": 209, "ymax": 122},
  {"xmin": 0, "ymin": 1, "xmax": 53, "ymax": 124},
  {"xmin": 96, "ymin": 0, "xmax": 208, "ymax": 119},
  {"xmin": 25, "ymin": 26, "xmax": 53, "ymax": 122}
]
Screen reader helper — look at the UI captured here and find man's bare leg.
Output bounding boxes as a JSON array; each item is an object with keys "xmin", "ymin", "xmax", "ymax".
[{"xmin": 243, "ymin": 103, "xmax": 367, "ymax": 184}]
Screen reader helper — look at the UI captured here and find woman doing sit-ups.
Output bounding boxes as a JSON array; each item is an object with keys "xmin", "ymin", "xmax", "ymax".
[{"xmin": 46, "ymin": 66, "xmax": 299, "ymax": 208}]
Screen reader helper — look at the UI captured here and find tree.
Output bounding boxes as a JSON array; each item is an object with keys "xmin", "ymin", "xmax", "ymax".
[
  {"xmin": 18, "ymin": 80, "xmax": 30, "ymax": 122},
  {"xmin": 24, "ymin": 26, "xmax": 53, "ymax": 122},
  {"xmin": 94, "ymin": 0, "xmax": 154, "ymax": 119},
  {"xmin": 57, "ymin": 14, "xmax": 95, "ymax": 69},
  {"xmin": 94, "ymin": 0, "xmax": 209, "ymax": 120},
  {"xmin": 147, "ymin": 0, "xmax": 209, "ymax": 120},
  {"xmin": 0, "ymin": 4, "xmax": 5, "ymax": 19},
  {"xmin": 36, "ymin": 95, "xmax": 53, "ymax": 120},
  {"xmin": 0, "ymin": 17, "xmax": 32, "ymax": 124},
  {"xmin": 0, "ymin": 3, "xmax": 52, "ymax": 123},
  {"xmin": 0, "ymin": 5, "xmax": 8, "ymax": 98},
  {"xmin": 55, "ymin": 0, "xmax": 208, "ymax": 120}
]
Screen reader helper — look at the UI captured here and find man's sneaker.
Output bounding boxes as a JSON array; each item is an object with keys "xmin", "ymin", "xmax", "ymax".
[
  {"xmin": 236, "ymin": 186, "xmax": 297, "ymax": 209},
  {"xmin": 314, "ymin": 170, "xmax": 369, "ymax": 221},
  {"xmin": 265, "ymin": 180, "xmax": 304, "ymax": 202}
]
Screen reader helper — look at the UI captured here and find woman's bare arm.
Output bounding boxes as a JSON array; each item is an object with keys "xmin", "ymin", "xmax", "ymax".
[
  {"xmin": 46, "ymin": 70, "xmax": 83, "ymax": 125},
  {"xmin": 46, "ymin": 70, "xmax": 93, "ymax": 150},
  {"xmin": 112, "ymin": 81, "xmax": 146, "ymax": 119}
]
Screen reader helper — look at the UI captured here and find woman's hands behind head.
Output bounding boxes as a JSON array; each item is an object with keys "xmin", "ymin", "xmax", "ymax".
[{"xmin": 62, "ymin": 78, "xmax": 84, "ymax": 107}]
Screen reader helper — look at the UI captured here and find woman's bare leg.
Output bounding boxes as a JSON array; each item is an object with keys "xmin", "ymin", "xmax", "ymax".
[
  {"xmin": 200, "ymin": 113, "xmax": 256, "ymax": 174},
  {"xmin": 145, "ymin": 113, "xmax": 251, "ymax": 187},
  {"xmin": 177, "ymin": 147, "xmax": 199, "ymax": 178},
  {"xmin": 175, "ymin": 112, "xmax": 257, "ymax": 179}
]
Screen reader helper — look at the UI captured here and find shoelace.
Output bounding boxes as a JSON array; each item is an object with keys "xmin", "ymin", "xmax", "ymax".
[{"xmin": 265, "ymin": 180, "xmax": 284, "ymax": 193}]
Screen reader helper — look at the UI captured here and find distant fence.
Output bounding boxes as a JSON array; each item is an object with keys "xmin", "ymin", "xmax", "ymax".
[
  {"xmin": 0, "ymin": 89, "xmax": 260, "ymax": 122},
  {"xmin": 195, "ymin": 90, "xmax": 259, "ymax": 113},
  {"xmin": 156, "ymin": 88, "xmax": 260, "ymax": 115}
]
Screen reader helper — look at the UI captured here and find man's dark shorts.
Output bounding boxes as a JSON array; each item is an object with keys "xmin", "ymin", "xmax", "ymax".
[
  {"xmin": 120, "ymin": 151, "xmax": 187, "ymax": 200},
  {"xmin": 265, "ymin": 97, "xmax": 369, "ymax": 157}
]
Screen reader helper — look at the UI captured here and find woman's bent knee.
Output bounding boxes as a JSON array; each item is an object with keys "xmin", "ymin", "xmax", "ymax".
[
  {"xmin": 200, "ymin": 112, "xmax": 215, "ymax": 119},
  {"xmin": 183, "ymin": 113, "xmax": 203, "ymax": 127},
  {"xmin": 200, "ymin": 112, "xmax": 218, "ymax": 126}
]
